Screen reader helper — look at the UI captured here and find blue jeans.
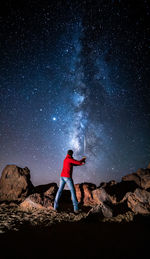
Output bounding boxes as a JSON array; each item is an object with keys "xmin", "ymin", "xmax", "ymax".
[{"xmin": 54, "ymin": 177, "xmax": 78, "ymax": 211}]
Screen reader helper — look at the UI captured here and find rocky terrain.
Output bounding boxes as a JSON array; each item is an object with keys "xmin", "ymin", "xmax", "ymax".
[{"xmin": 0, "ymin": 164, "xmax": 150, "ymax": 258}]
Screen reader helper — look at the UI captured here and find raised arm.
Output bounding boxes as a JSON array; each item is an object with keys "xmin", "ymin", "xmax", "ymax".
[{"xmin": 69, "ymin": 157, "xmax": 85, "ymax": 166}]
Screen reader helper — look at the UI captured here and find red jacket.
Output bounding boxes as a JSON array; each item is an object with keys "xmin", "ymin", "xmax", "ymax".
[{"xmin": 60, "ymin": 154, "xmax": 84, "ymax": 178}]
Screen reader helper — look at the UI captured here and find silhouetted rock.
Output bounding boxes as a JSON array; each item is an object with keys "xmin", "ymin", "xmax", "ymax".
[
  {"xmin": 124, "ymin": 188, "xmax": 150, "ymax": 214},
  {"xmin": 19, "ymin": 183, "xmax": 58, "ymax": 210},
  {"xmin": 75, "ymin": 182, "xmax": 96, "ymax": 206},
  {"xmin": 0, "ymin": 165, "xmax": 34, "ymax": 203},
  {"xmin": 122, "ymin": 168, "xmax": 150, "ymax": 190},
  {"xmin": 102, "ymin": 180, "xmax": 138, "ymax": 202}
]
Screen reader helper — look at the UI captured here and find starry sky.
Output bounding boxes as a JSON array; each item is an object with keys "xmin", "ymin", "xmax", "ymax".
[{"xmin": 0, "ymin": 0, "xmax": 150, "ymax": 186}]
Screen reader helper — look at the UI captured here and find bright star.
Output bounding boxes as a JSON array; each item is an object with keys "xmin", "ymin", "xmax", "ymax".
[{"xmin": 52, "ymin": 117, "xmax": 56, "ymax": 121}]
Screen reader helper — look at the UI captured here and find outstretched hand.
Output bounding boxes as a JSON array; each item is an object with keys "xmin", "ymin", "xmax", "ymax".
[
  {"xmin": 82, "ymin": 156, "xmax": 86, "ymax": 164},
  {"xmin": 82, "ymin": 156, "xmax": 86, "ymax": 162}
]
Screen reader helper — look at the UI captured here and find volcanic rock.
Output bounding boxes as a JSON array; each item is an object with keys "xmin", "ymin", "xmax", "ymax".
[
  {"xmin": 20, "ymin": 197, "xmax": 44, "ymax": 210},
  {"xmin": 103, "ymin": 211, "xmax": 135, "ymax": 223},
  {"xmin": 125, "ymin": 188, "xmax": 150, "ymax": 215},
  {"xmin": 98, "ymin": 180, "xmax": 117, "ymax": 189},
  {"xmin": 122, "ymin": 168, "xmax": 150, "ymax": 190},
  {"xmin": 1, "ymin": 163, "xmax": 150, "ymax": 222},
  {"xmin": 19, "ymin": 183, "xmax": 58, "ymax": 210},
  {"xmin": 75, "ymin": 182, "xmax": 96, "ymax": 206},
  {"xmin": 103, "ymin": 180, "xmax": 139, "ymax": 202},
  {"xmin": 92, "ymin": 187, "xmax": 114, "ymax": 205},
  {"xmin": 0, "ymin": 165, "xmax": 34, "ymax": 203},
  {"xmin": 87, "ymin": 203, "xmax": 113, "ymax": 220}
]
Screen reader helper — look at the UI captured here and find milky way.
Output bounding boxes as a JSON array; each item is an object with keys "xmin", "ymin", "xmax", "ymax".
[{"xmin": 0, "ymin": 0, "xmax": 150, "ymax": 186}]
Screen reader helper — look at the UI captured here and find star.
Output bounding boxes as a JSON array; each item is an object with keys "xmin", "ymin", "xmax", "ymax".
[{"xmin": 0, "ymin": 0, "xmax": 149, "ymax": 186}]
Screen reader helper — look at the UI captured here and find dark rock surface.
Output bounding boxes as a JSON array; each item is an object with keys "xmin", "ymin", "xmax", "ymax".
[
  {"xmin": 122, "ymin": 167, "xmax": 150, "ymax": 190},
  {"xmin": 125, "ymin": 188, "xmax": 150, "ymax": 214},
  {"xmin": 20, "ymin": 183, "xmax": 58, "ymax": 210},
  {"xmin": 87, "ymin": 203, "xmax": 113, "ymax": 220},
  {"xmin": 0, "ymin": 204, "xmax": 88, "ymax": 234},
  {"xmin": 75, "ymin": 182, "xmax": 96, "ymax": 206},
  {"xmin": 92, "ymin": 187, "xmax": 114, "ymax": 205}
]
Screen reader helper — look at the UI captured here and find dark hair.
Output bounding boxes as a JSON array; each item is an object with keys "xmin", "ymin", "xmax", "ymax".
[{"xmin": 67, "ymin": 150, "xmax": 73, "ymax": 156}]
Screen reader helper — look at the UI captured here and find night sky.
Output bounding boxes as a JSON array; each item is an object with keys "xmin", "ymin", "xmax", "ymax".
[{"xmin": 0, "ymin": 0, "xmax": 150, "ymax": 186}]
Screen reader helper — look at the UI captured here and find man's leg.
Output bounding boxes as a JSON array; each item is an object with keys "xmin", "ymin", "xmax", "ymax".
[
  {"xmin": 66, "ymin": 178, "xmax": 78, "ymax": 212},
  {"xmin": 54, "ymin": 177, "xmax": 65, "ymax": 210}
]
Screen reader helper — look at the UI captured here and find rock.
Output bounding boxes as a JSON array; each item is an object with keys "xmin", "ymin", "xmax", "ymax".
[
  {"xmin": 98, "ymin": 182, "xmax": 107, "ymax": 188},
  {"xmin": 87, "ymin": 203, "xmax": 113, "ymax": 220},
  {"xmin": 74, "ymin": 184, "xmax": 82, "ymax": 203},
  {"xmin": 125, "ymin": 188, "xmax": 150, "ymax": 215},
  {"xmin": 92, "ymin": 187, "xmax": 114, "ymax": 205},
  {"xmin": 122, "ymin": 168, "xmax": 150, "ymax": 190},
  {"xmin": 0, "ymin": 165, "xmax": 34, "ymax": 203},
  {"xmin": 19, "ymin": 197, "xmax": 44, "ymax": 210},
  {"xmin": 101, "ymin": 204, "xmax": 113, "ymax": 217},
  {"xmin": 101, "ymin": 180, "xmax": 117, "ymax": 188},
  {"xmin": 103, "ymin": 211, "xmax": 135, "ymax": 223},
  {"xmin": 34, "ymin": 183, "xmax": 57, "ymax": 196},
  {"xmin": 104, "ymin": 180, "xmax": 138, "ymax": 202},
  {"xmin": 75, "ymin": 182, "xmax": 97, "ymax": 206},
  {"xmin": 19, "ymin": 183, "xmax": 58, "ymax": 210},
  {"xmin": 35, "ymin": 183, "xmax": 58, "ymax": 207},
  {"xmin": 113, "ymin": 199, "xmax": 130, "ymax": 216}
]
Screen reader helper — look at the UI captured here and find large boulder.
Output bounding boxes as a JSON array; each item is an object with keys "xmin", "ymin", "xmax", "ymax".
[
  {"xmin": 75, "ymin": 182, "xmax": 97, "ymax": 206},
  {"xmin": 125, "ymin": 188, "xmax": 150, "ymax": 215},
  {"xmin": 92, "ymin": 187, "xmax": 114, "ymax": 205},
  {"xmin": 19, "ymin": 183, "xmax": 58, "ymax": 210},
  {"xmin": 0, "ymin": 165, "xmax": 34, "ymax": 203},
  {"xmin": 102, "ymin": 180, "xmax": 139, "ymax": 202},
  {"xmin": 122, "ymin": 168, "xmax": 150, "ymax": 190}
]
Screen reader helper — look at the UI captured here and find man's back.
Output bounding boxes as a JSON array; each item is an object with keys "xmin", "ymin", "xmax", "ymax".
[{"xmin": 60, "ymin": 154, "xmax": 84, "ymax": 178}]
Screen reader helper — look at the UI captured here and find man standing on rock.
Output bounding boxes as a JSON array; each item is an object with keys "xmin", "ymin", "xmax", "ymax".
[{"xmin": 54, "ymin": 150, "xmax": 86, "ymax": 213}]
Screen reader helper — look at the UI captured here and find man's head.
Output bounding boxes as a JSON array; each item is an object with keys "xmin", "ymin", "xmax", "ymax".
[{"xmin": 67, "ymin": 150, "xmax": 73, "ymax": 157}]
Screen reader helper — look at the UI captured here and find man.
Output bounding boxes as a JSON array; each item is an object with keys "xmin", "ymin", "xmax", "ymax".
[{"xmin": 54, "ymin": 150, "xmax": 86, "ymax": 213}]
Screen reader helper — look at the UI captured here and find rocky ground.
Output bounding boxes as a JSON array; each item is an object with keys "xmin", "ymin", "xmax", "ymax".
[
  {"xmin": 0, "ymin": 204, "xmax": 88, "ymax": 234},
  {"xmin": 0, "ymin": 205, "xmax": 149, "ymax": 258},
  {"xmin": 0, "ymin": 203, "xmax": 138, "ymax": 234}
]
